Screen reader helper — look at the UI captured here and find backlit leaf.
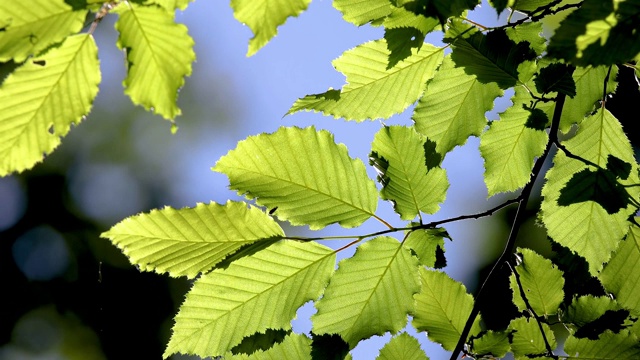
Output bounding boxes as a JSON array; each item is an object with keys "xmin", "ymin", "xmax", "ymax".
[
  {"xmin": 231, "ymin": 0, "xmax": 310, "ymax": 56},
  {"xmin": 0, "ymin": 0, "xmax": 86, "ymax": 62},
  {"xmin": 447, "ymin": 22, "xmax": 537, "ymax": 89},
  {"xmin": 541, "ymin": 108, "xmax": 639, "ymax": 275},
  {"xmin": 214, "ymin": 126, "xmax": 378, "ymax": 230},
  {"xmin": 564, "ymin": 330, "xmax": 640, "ymax": 359},
  {"xmin": 508, "ymin": 316, "xmax": 556, "ymax": 357},
  {"xmin": 312, "ymin": 237, "xmax": 420, "ymax": 347},
  {"xmin": 370, "ymin": 126, "xmax": 448, "ymax": 220},
  {"xmin": 288, "ymin": 40, "xmax": 444, "ymax": 121},
  {"xmin": 114, "ymin": 2, "xmax": 195, "ymax": 120},
  {"xmin": 470, "ymin": 330, "xmax": 510, "ymax": 358},
  {"xmin": 334, "ymin": 0, "xmax": 391, "ymax": 26},
  {"xmin": 377, "ymin": 333, "xmax": 429, "ymax": 360},
  {"xmin": 145, "ymin": 0, "xmax": 194, "ymax": 10},
  {"xmin": 227, "ymin": 333, "xmax": 312, "ymax": 360},
  {"xmin": 505, "ymin": 21, "xmax": 546, "ymax": 56},
  {"xmin": 0, "ymin": 34, "xmax": 100, "ymax": 176},
  {"xmin": 164, "ymin": 240, "xmax": 334, "ymax": 358},
  {"xmin": 403, "ymin": 228, "xmax": 448, "ymax": 268},
  {"xmin": 600, "ymin": 221, "xmax": 640, "ymax": 313},
  {"xmin": 412, "ymin": 269, "xmax": 481, "ymax": 351},
  {"xmin": 480, "ymin": 86, "xmax": 553, "ymax": 195},
  {"xmin": 413, "ymin": 55, "xmax": 503, "ymax": 156},
  {"xmin": 102, "ymin": 201, "xmax": 284, "ymax": 279},
  {"xmin": 509, "ymin": 248, "xmax": 564, "ymax": 316}
]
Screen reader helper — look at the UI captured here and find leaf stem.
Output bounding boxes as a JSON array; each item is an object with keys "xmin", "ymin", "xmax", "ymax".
[{"xmin": 449, "ymin": 90, "xmax": 569, "ymax": 360}]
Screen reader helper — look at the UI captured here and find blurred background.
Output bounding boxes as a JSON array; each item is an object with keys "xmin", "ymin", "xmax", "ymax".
[{"xmin": 1, "ymin": 1, "xmax": 638, "ymax": 359}]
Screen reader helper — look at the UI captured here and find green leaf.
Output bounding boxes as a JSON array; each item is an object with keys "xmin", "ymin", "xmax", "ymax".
[
  {"xmin": 0, "ymin": 0, "xmax": 86, "ymax": 62},
  {"xmin": 534, "ymin": 63, "xmax": 576, "ymax": 97},
  {"xmin": 312, "ymin": 237, "xmax": 420, "ymax": 347},
  {"xmin": 164, "ymin": 240, "xmax": 335, "ymax": 358},
  {"xmin": 508, "ymin": 316, "xmax": 556, "ymax": 357},
  {"xmin": 114, "ymin": 2, "xmax": 195, "ymax": 120},
  {"xmin": 564, "ymin": 330, "xmax": 640, "ymax": 359},
  {"xmin": 333, "ymin": 0, "xmax": 392, "ymax": 26},
  {"xmin": 231, "ymin": 0, "xmax": 310, "ymax": 56},
  {"xmin": 540, "ymin": 108, "xmax": 639, "ymax": 275},
  {"xmin": 227, "ymin": 333, "xmax": 312, "ymax": 360},
  {"xmin": 213, "ymin": 126, "xmax": 378, "ymax": 230},
  {"xmin": 413, "ymin": 55, "xmax": 503, "ymax": 156},
  {"xmin": 557, "ymin": 167, "xmax": 632, "ymax": 215},
  {"xmin": 144, "ymin": 0, "xmax": 193, "ymax": 11},
  {"xmin": 382, "ymin": 5, "xmax": 440, "ymax": 33},
  {"xmin": 411, "ymin": 0, "xmax": 480, "ymax": 23},
  {"xmin": 370, "ymin": 126, "xmax": 448, "ymax": 220},
  {"xmin": 479, "ymin": 86, "xmax": 553, "ymax": 195},
  {"xmin": 505, "ymin": 21, "xmax": 547, "ymax": 56},
  {"xmin": 564, "ymin": 296, "xmax": 622, "ymax": 331},
  {"xmin": 511, "ymin": 0, "xmax": 557, "ymax": 12},
  {"xmin": 489, "ymin": 0, "xmax": 515, "ymax": 14},
  {"xmin": 556, "ymin": 65, "xmax": 617, "ymax": 133},
  {"xmin": 384, "ymin": 27, "xmax": 426, "ymax": 69},
  {"xmin": 288, "ymin": 40, "xmax": 444, "ymax": 121},
  {"xmin": 447, "ymin": 22, "xmax": 537, "ymax": 89},
  {"xmin": 403, "ymin": 228, "xmax": 448, "ymax": 268},
  {"xmin": 600, "ymin": 221, "xmax": 640, "ymax": 314},
  {"xmin": 230, "ymin": 329, "xmax": 290, "ymax": 356},
  {"xmin": 548, "ymin": 0, "xmax": 640, "ymax": 66},
  {"xmin": 509, "ymin": 248, "xmax": 564, "ymax": 316},
  {"xmin": 0, "ymin": 34, "xmax": 100, "ymax": 176},
  {"xmin": 101, "ymin": 201, "xmax": 284, "ymax": 279},
  {"xmin": 376, "ymin": 333, "xmax": 429, "ymax": 360},
  {"xmin": 470, "ymin": 330, "xmax": 510, "ymax": 358},
  {"xmin": 310, "ymin": 334, "xmax": 350, "ymax": 360},
  {"xmin": 412, "ymin": 268, "xmax": 481, "ymax": 351}
]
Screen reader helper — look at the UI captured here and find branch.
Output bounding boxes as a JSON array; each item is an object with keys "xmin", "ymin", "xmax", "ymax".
[{"xmin": 450, "ymin": 91, "xmax": 569, "ymax": 360}]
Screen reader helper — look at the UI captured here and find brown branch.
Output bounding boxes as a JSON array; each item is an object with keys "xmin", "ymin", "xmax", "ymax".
[{"xmin": 449, "ymin": 91, "xmax": 569, "ymax": 359}]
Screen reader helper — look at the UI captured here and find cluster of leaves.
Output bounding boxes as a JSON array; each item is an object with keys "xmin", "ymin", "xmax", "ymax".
[{"xmin": 3, "ymin": 0, "xmax": 640, "ymax": 359}]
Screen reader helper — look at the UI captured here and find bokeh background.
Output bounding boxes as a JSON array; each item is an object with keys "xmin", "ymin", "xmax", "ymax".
[{"xmin": 1, "ymin": 1, "xmax": 638, "ymax": 359}]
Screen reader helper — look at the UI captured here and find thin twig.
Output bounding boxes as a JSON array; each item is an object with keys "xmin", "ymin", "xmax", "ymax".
[{"xmin": 450, "ymin": 89, "xmax": 569, "ymax": 359}]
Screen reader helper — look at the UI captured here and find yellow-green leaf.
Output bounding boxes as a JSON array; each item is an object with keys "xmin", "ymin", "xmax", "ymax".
[
  {"xmin": 599, "ymin": 221, "xmax": 640, "ymax": 313},
  {"xmin": 312, "ymin": 237, "xmax": 420, "ymax": 347},
  {"xmin": 102, "ymin": 201, "xmax": 284, "ymax": 279},
  {"xmin": 0, "ymin": 34, "xmax": 100, "ymax": 176},
  {"xmin": 114, "ymin": 2, "xmax": 195, "ymax": 120},
  {"xmin": 214, "ymin": 126, "xmax": 378, "ymax": 230},
  {"xmin": 164, "ymin": 240, "xmax": 335, "ymax": 358},
  {"xmin": 0, "ymin": 0, "xmax": 86, "ymax": 62},
  {"xmin": 289, "ymin": 40, "xmax": 444, "ymax": 121},
  {"xmin": 231, "ymin": 0, "xmax": 310, "ymax": 56},
  {"xmin": 377, "ymin": 333, "xmax": 429, "ymax": 360}
]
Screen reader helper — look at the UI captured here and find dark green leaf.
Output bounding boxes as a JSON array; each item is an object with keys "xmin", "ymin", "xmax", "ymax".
[
  {"xmin": 534, "ymin": 63, "xmax": 577, "ymax": 97},
  {"xmin": 310, "ymin": 334, "xmax": 350, "ymax": 360},
  {"xmin": 607, "ymin": 155, "xmax": 632, "ymax": 180},
  {"xmin": 524, "ymin": 106, "xmax": 549, "ymax": 131},
  {"xmin": 231, "ymin": 329, "xmax": 290, "ymax": 355},
  {"xmin": 384, "ymin": 27, "xmax": 425, "ymax": 69},
  {"xmin": 557, "ymin": 168, "xmax": 631, "ymax": 215},
  {"xmin": 402, "ymin": 0, "xmax": 480, "ymax": 24},
  {"xmin": 488, "ymin": 0, "xmax": 512, "ymax": 15}
]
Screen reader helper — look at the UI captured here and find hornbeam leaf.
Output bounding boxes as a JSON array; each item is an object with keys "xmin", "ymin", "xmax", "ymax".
[
  {"xmin": 505, "ymin": 22, "xmax": 546, "ymax": 56},
  {"xmin": 312, "ymin": 237, "xmax": 420, "ymax": 347},
  {"xmin": 470, "ymin": 330, "xmax": 510, "ymax": 358},
  {"xmin": 0, "ymin": 34, "xmax": 100, "ymax": 176},
  {"xmin": 370, "ymin": 126, "xmax": 448, "ymax": 220},
  {"xmin": 230, "ymin": 329, "xmax": 290, "ymax": 356},
  {"xmin": 413, "ymin": 55, "xmax": 503, "ymax": 156},
  {"xmin": 508, "ymin": 316, "xmax": 556, "ymax": 357},
  {"xmin": 509, "ymin": 248, "xmax": 564, "ymax": 316},
  {"xmin": 541, "ymin": 109, "xmax": 640, "ymax": 275},
  {"xmin": 404, "ymin": 228, "xmax": 448, "ymax": 268},
  {"xmin": 231, "ymin": 0, "xmax": 310, "ymax": 56},
  {"xmin": 214, "ymin": 126, "xmax": 378, "ymax": 230},
  {"xmin": 102, "ymin": 201, "xmax": 284, "ymax": 279},
  {"xmin": 480, "ymin": 86, "xmax": 553, "ymax": 195},
  {"xmin": 333, "ymin": 0, "xmax": 392, "ymax": 26},
  {"xmin": 164, "ymin": 240, "xmax": 335, "ymax": 358},
  {"xmin": 564, "ymin": 330, "xmax": 640, "ymax": 359},
  {"xmin": 145, "ymin": 0, "xmax": 194, "ymax": 11},
  {"xmin": 600, "ymin": 221, "xmax": 640, "ymax": 313},
  {"xmin": 377, "ymin": 333, "xmax": 429, "ymax": 360},
  {"xmin": 562, "ymin": 295, "xmax": 626, "ymax": 337},
  {"xmin": 489, "ymin": 0, "xmax": 515, "ymax": 15},
  {"xmin": 0, "ymin": 0, "xmax": 86, "ymax": 62},
  {"xmin": 511, "ymin": 0, "xmax": 558, "ymax": 12},
  {"xmin": 114, "ymin": 3, "xmax": 195, "ymax": 120},
  {"xmin": 288, "ymin": 40, "xmax": 444, "ymax": 121},
  {"xmin": 447, "ymin": 22, "xmax": 537, "ymax": 89},
  {"xmin": 412, "ymin": 269, "xmax": 481, "ymax": 351},
  {"xmin": 534, "ymin": 63, "xmax": 577, "ymax": 97},
  {"xmin": 226, "ymin": 333, "xmax": 312, "ymax": 360},
  {"xmin": 554, "ymin": 65, "xmax": 618, "ymax": 133}
]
